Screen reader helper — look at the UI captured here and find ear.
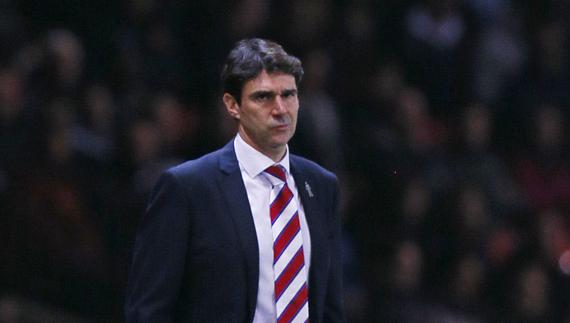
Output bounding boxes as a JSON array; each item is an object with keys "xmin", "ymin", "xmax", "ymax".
[{"xmin": 223, "ymin": 93, "xmax": 240, "ymax": 120}]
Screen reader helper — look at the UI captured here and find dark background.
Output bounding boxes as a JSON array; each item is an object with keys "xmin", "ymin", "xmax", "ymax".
[{"xmin": 1, "ymin": 0, "xmax": 570, "ymax": 322}]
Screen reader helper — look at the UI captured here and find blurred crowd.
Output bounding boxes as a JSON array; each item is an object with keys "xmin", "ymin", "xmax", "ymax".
[{"xmin": 1, "ymin": 0, "xmax": 569, "ymax": 322}]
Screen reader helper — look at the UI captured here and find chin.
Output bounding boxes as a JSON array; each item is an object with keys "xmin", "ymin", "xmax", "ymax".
[{"xmin": 272, "ymin": 134, "xmax": 293, "ymax": 146}]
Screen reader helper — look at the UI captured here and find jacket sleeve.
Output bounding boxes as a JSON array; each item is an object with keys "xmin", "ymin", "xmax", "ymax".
[
  {"xmin": 323, "ymin": 176, "xmax": 346, "ymax": 322},
  {"xmin": 125, "ymin": 171, "xmax": 191, "ymax": 323}
]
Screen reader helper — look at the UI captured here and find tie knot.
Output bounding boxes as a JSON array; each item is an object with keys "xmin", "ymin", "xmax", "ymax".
[{"xmin": 264, "ymin": 165, "xmax": 287, "ymax": 183}]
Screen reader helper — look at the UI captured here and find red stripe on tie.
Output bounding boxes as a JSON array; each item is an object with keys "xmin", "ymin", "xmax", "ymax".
[
  {"xmin": 266, "ymin": 165, "xmax": 286, "ymax": 181},
  {"xmin": 270, "ymin": 185, "xmax": 293, "ymax": 224},
  {"xmin": 277, "ymin": 283, "xmax": 309, "ymax": 323},
  {"xmin": 273, "ymin": 214, "xmax": 300, "ymax": 263},
  {"xmin": 274, "ymin": 247, "xmax": 305, "ymax": 301}
]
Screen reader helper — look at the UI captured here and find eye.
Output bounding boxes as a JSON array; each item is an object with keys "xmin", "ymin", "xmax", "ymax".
[
  {"xmin": 253, "ymin": 92, "xmax": 272, "ymax": 102},
  {"xmin": 282, "ymin": 90, "xmax": 297, "ymax": 99}
]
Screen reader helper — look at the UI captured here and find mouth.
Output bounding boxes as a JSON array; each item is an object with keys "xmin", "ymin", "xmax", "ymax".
[{"xmin": 272, "ymin": 124, "xmax": 290, "ymax": 131}]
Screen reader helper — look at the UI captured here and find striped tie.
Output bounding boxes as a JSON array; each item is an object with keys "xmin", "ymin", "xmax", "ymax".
[{"xmin": 264, "ymin": 165, "xmax": 309, "ymax": 323}]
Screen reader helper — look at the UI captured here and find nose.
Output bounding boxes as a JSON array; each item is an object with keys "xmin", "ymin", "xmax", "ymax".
[{"xmin": 273, "ymin": 96, "xmax": 287, "ymax": 114}]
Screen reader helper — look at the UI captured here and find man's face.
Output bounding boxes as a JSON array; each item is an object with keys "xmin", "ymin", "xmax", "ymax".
[{"xmin": 224, "ymin": 70, "xmax": 299, "ymax": 160}]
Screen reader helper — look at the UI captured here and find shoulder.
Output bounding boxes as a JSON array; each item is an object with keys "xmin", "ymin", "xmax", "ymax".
[
  {"xmin": 163, "ymin": 142, "xmax": 233, "ymax": 186},
  {"xmin": 290, "ymin": 154, "xmax": 337, "ymax": 183},
  {"xmin": 168, "ymin": 150, "xmax": 220, "ymax": 177}
]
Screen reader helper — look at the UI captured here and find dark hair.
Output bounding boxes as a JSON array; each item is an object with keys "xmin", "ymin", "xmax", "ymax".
[{"xmin": 221, "ymin": 38, "xmax": 304, "ymax": 103}]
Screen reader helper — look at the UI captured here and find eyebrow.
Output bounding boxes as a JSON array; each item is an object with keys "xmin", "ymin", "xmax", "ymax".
[
  {"xmin": 249, "ymin": 90, "xmax": 273, "ymax": 98},
  {"xmin": 249, "ymin": 88, "xmax": 297, "ymax": 98},
  {"xmin": 282, "ymin": 89, "xmax": 298, "ymax": 96}
]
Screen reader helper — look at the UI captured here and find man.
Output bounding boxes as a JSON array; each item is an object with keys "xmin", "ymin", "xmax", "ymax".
[{"xmin": 125, "ymin": 38, "xmax": 344, "ymax": 323}]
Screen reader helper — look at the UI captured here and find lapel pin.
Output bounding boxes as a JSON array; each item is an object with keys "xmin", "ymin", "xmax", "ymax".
[{"xmin": 304, "ymin": 181, "xmax": 314, "ymax": 198}]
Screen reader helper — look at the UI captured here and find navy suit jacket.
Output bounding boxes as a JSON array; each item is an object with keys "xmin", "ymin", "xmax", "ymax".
[{"xmin": 125, "ymin": 140, "xmax": 345, "ymax": 322}]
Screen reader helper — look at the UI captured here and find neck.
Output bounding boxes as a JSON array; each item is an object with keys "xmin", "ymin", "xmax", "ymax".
[
  {"xmin": 261, "ymin": 145, "xmax": 287, "ymax": 163},
  {"xmin": 268, "ymin": 149, "xmax": 287, "ymax": 163},
  {"xmin": 238, "ymin": 130, "xmax": 286, "ymax": 162}
]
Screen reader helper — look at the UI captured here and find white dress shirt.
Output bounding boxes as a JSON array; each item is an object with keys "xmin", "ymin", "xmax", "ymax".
[{"xmin": 234, "ymin": 134, "xmax": 312, "ymax": 323}]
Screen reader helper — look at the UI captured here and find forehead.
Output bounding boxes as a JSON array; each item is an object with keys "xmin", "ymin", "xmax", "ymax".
[{"xmin": 242, "ymin": 70, "xmax": 297, "ymax": 93}]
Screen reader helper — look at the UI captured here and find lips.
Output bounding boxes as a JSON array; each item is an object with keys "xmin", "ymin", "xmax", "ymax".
[
  {"xmin": 269, "ymin": 115, "xmax": 292, "ymax": 132},
  {"xmin": 272, "ymin": 123, "xmax": 290, "ymax": 131},
  {"xmin": 270, "ymin": 118, "xmax": 290, "ymax": 128}
]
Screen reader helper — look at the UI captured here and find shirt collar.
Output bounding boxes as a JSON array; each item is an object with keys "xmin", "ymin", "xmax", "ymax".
[{"xmin": 234, "ymin": 133, "xmax": 290, "ymax": 178}]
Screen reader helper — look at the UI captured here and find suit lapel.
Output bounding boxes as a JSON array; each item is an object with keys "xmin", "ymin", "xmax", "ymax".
[
  {"xmin": 290, "ymin": 158, "xmax": 328, "ymax": 322},
  {"xmin": 218, "ymin": 140, "xmax": 259, "ymax": 322}
]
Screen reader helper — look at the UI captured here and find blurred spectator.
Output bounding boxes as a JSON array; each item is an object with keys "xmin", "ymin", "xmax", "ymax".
[
  {"xmin": 129, "ymin": 118, "xmax": 170, "ymax": 197},
  {"xmin": 0, "ymin": 66, "xmax": 30, "ymax": 173},
  {"xmin": 472, "ymin": 5, "xmax": 527, "ymax": 104},
  {"xmin": 4, "ymin": 119, "xmax": 113, "ymax": 317},
  {"xmin": 331, "ymin": 0, "xmax": 379, "ymax": 106},
  {"xmin": 292, "ymin": 48, "xmax": 344, "ymax": 172},
  {"xmin": 537, "ymin": 209, "xmax": 570, "ymax": 267},
  {"xmin": 71, "ymin": 83, "xmax": 117, "ymax": 162},
  {"xmin": 279, "ymin": 0, "xmax": 335, "ymax": 51},
  {"xmin": 226, "ymin": 0, "xmax": 270, "ymax": 40},
  {"xmin": 466, "ymin": 0, "xmax": 511, "ymax": 25},
  {"xmin": 448, "ymin": 254, "xmax": 486, "ymax": 315},
  {"xmin": 451, "ymin": 103, "xmax": 523, "ymax": 215},
  {"xmin": 361, "ymin": 59, "xmax": 405, "ymax": 156},
  {"xmin": 533, "ymin": 19, "xmax": 570, "ymax": 104},
  {"xmin": 515, "ymin": 103, "xmax": 570, "ymax": 210},
  {"xmin": 392, "ymin": 240, "xmax": 424, "ymax": 294},
  {"xmin": 403, "ymin": 0, "xmax": 475, "ymax": 114},
  {"xmin": 45, "ymin": 29, "xmax": 84, "ymax": 93},
  {"xmin": 509, "ymin": 262, "xmax": 553, "ymax": 322},
  {"xmin": 151, "ymin": 92, "xmax": 203, "ymax": 159},
  {"xmin": 450, "ymin": 185, "xmax": 493, "ymax": 258},
  {"xmin": 20, "ymin": 29, "xmax": 86, "ymax": 103},
  {"xmin": 340, "ymin": 230, "xmax": 368, "ymax": 323},
  {"xmin": 392, "ymin": 87, "xmax": 452, "ymax": 194}
]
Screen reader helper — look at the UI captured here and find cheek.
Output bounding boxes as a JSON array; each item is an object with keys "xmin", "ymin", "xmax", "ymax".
[
  {"xmin": 252, "ymin": 112, "xmax": 271, "ymax": 130},
  {"xmin": 290, "ymin": 106, "xmax": 299, "ymax": 120},
  {"xmin": 244, "ymin": 108, "xmax": 264, "ymax": 123}
]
